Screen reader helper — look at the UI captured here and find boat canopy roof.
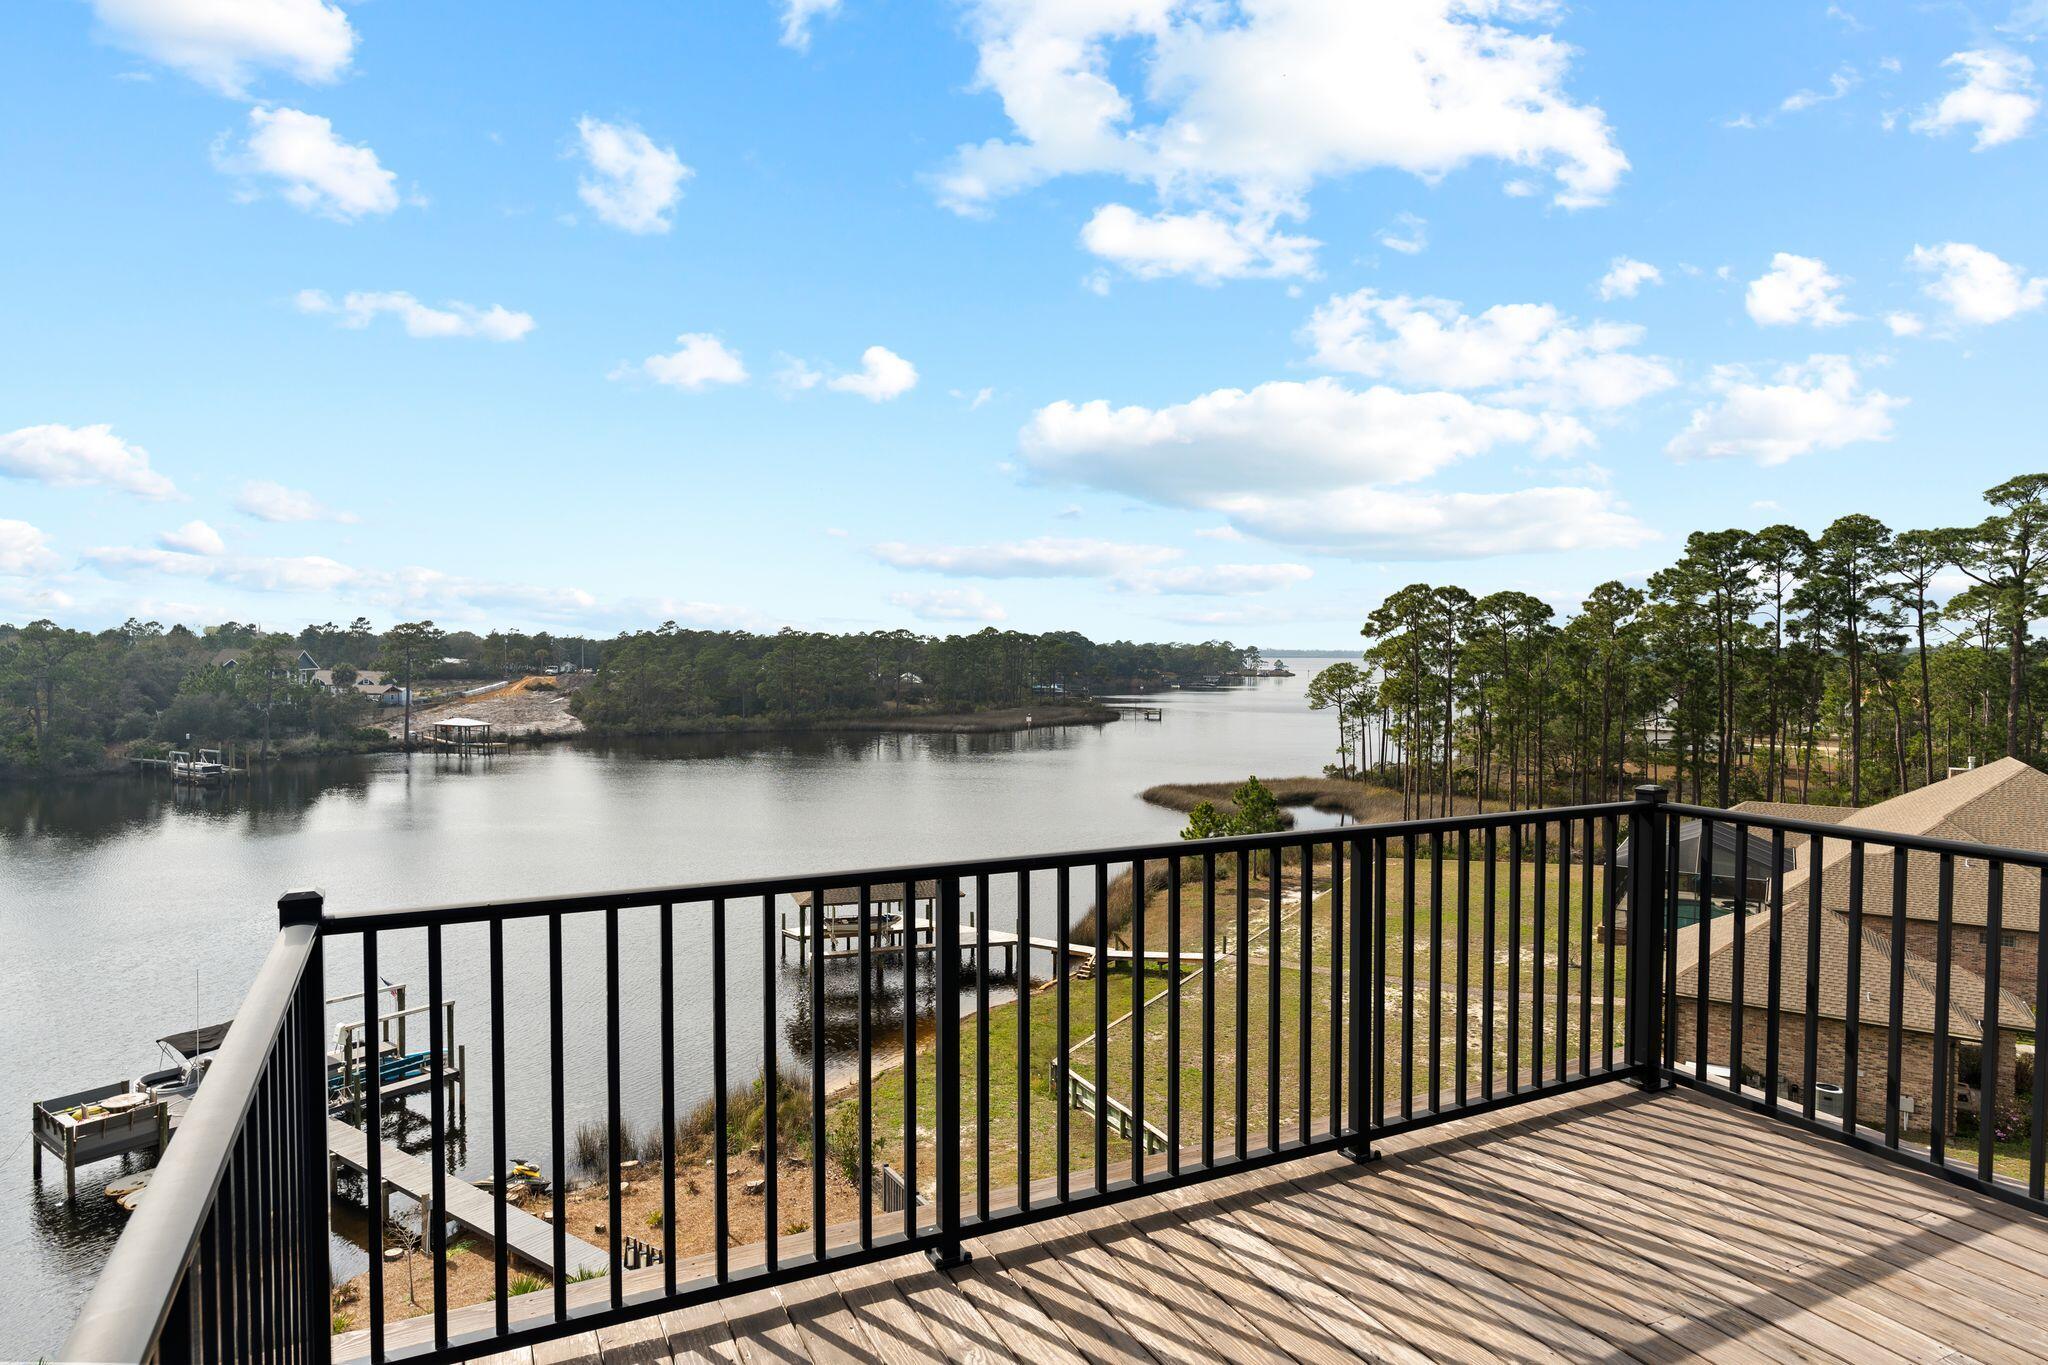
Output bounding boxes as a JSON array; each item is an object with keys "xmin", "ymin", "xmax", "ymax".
[{"xmin": 159, "ymin": 1020, "xmax": 233, "ymax": 1059}]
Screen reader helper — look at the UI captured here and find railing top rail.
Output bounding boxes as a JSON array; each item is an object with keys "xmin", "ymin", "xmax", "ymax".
[
  {"xmin": 1661, "ymin": 800, "xmax": 2048, "ymax": 869},
  {"xmin": 314, "ymin": 798, "xmax": 1642, "ymax": 933},
  {"xmin": 61, "ymin": 920, "xmax": 318, "ymax": 1364}
]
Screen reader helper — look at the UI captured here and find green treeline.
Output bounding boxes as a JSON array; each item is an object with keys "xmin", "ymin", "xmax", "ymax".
[
  {"xmin": 0, "ymin": 617, "xmax": 602, "ymax": 778},
  {"xmin": 568, "ymin": 627, "xmax": 1248, "ymax": 731},
  {"xmin": 1309, "ymin": 473, "xmax": 2048, "ymax": 817}
]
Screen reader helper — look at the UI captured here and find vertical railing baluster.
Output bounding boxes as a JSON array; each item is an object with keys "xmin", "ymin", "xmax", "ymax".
[
  {"xmin": 936, "ymin": 875, "xmax": 963, "ymax": 1263},
  {"xmin": 1931, "ymin": 855, "xmax": 1955, "ymax": 1169},
  {"xmin": 1693, "ymin": 815, "xmax": 1711, "ymax": 1085},
  {"xmin": 363, "ymin": 930, "xmax": 384, "ymax": 1361},
  {"xmin": 429, "ymin": 922, "xmax": 451, "ymax": 1340},
  {"xmin": 1664, "ymin": 811, "xmax": 1682, "ymax": 1068},
  {"xmin": 1731, "ymin": 822, "xmax": 1748, "ymax": 1096},
  {"xmin": 1345, "ymin": 833, "xmax": 1369, "ymax": 1155},
  {"xmin": 1844, "ymin": 847, "xmax": 1864, "ymax": 1138},
  {"xmin": 548, "ymin": 914, "xmax": 567, "ymax": 1321},
  {"xmin": 1602, "ymin": 815, "xmax": 1617, "ymax": 1074},
  {"xmin": 1017, "ymin": 871, "xmax": 1032, "ymax": 1210},
  {"xmin": 1980, "ymin": 861, "xmax": 2004, "ymax": 1184},
  {"xmin": 1268, "ymin": 844, "xmax": 1281, "ymax": 1151},
  {"xmin": 1056, "ymin": 866, "xmax": 1070, "ymax": 1203},
  {"xmin": 488, "ymin": 917, "xmax": 508, "ymax": 1331},
  {"xmin": 1132, "ymin": 859, "xmax": 1146, "ymax": 1184},
  {"xmin": 1330, "ymin": 839, "xmax": 1345, "ymax": 1136},
  {"xmin": 1579, "ymin": 816, "xmax": 1594, "ymax": 1081},
  {"xmin": 1201, "ymin": 851, "xmax": 1216, "ymax": 1169},
  {"xmin": 902, "ymin": 879, "xmax": 918, "ymax": 1241},
  {"xmin": 282, "ymin": 890, "xmax": 329, "ymax": 1365},
  {"xmin": 1236, "ymin": 849, "xmax": 1249, "ymax": 1162},
  {"xmin": 1372, "ymin": 838, "xmax": 1386, "ymax": 1130},
  {"xmin": 660, "ymin": 901, "xmax": 677, "ymax": 1292},
  {"xmin": 763, "ymin": 894, "xmax": 779, "ymax": 1270},
  {"xmin": 1803, "ymin": 842, "xmax": 1823, "ymax": 1121},
  {"xmin": 712, "ymin": 897, "xmax": 729, "ymax": 1284},
  {"xmin": 1401, "ymin": 835, "xmax": 1415, "ymax": 1120},
  {"xmin": 1507, "ymin": 825, "xmax": 1521, "ymax": 1096},
  {"xmin": 1484, "ymin": 826, "xmax": 1497, "ymax": 1098},
  {"xmin": 2032, "ymin": 870, "xmax": 2047, "ymax": 1202},
  {"xmin": 1885, "ymin": 852, "xmax": 1906, "ymax": 1151},
  {"xmin": 1764, "ymin": 833, "xmax": 1786, "ymax": 1111},
  {"xmin": 810, "ymin": 885, "xmax": 828, "ymax": 1264},
  {"xmin": 1534, "ymin": 820, "xmax": 1549, "ymax": 1089},
  {"xmin": 856, "ymin": 885, "xmax": 872, "ymax": 1247},
  {"xmin": 1095, "ymin": 862, "xmax": 1111, "ymax": 1190},
  {"xmin": 976, "ymin": 872, "xmax": 991, "ymax": 1217},
  {"xmin": 1298, "ymin": 842, "xmax": 1312, "ymax": 1142},
  {"xmin": 606, "ymin": 905, "xmax": 624, "ymax": 1306},
  {"xmin": 1548, "ymin": 818, "xmax": 1564, "ymax": 1080},
  {"xmin": 1168, "ymin": 855, "xmax": 1182, "ymax": 1172},
  {"xmin": 1457, "ymin": 828, "xmax": 1470, "ymax": 1106},
  {"xmin": 1428, "ymin": 833, "xmax": 1443, "ymax": 1111}
]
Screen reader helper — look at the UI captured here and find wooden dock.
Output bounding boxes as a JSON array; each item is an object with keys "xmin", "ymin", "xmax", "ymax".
[{"xmin": 327, "ymin": 1120, "xmax": 607, "ymax": 1278}]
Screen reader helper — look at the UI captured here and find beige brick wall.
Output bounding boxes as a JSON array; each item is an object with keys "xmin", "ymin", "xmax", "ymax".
[{"xmin": 1671, "ymin": 1000, "xmax": 2019, "ymax": 1137}]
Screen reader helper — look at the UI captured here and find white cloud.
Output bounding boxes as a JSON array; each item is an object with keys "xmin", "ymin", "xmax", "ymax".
[
  {"xmin": 159, "ymin": 520, "xmax": 226, "ymax": 555},
  {"xmin": 1911, "ymin": 50, "xmax": 2039, "ymax": 149},
  {"xmin": 1596, "ymin": 257, "xmax": 1661, "ymax": 300},
  {"xmin": 1908, "ymin": 241, "xmax": 2047, "ymax": 324},
  {"xmin": 233, "ymin": 480, "xmax": 355, "ymax": 523},
  {"xmin": 1194, "ymin": 525, "xmax": 1246, "ymax": 541},
  {"xmin": 890, "ymin": 588, "xmax": 1008, "ymax": 623},
  {"xmin": 1303, "ymin": 290, "xmax": 1676, "ymax": 410},
  {"xmin": 779, "ymin": 0, "xmax": 842, "ymax": 51},
  {"xmin": 826, "ymin": 346, "xmax": 918, "ymax": 402},
  {"xmin": 215, "ymin": 106, "xmax": 399, "ymax": 221},
  {"xmin": 85, "ymin": 545, "xmax": 360, "ymax": 594},
  {"xmin": 937, "ymin": 0, "xmax": 1625, "ymax": 277},
  {"xmin": 1667, "ymin": 355, "xmax": 1903, "ymax": 465},
  {"xmin": 1885, "ymin": 311, "xmax": 1925, "ymax": 337},
  {"xmin": 1080, "ymin": 204, "xmax": 1318, "ymax": 282},
  {"xmin": 1211, "ymin": 484, "xmax": 1657, "ymax": 560},
  {"xmin": 1122, "ymin": 563, "xmax": 1314, "ymax": 595},
  {"xmin": 575, "ymin": 117, "xmax": 691, "ymax": 234},
  {"xmin": 296, "ymin": 289, "xmax": 535, "ymax": 341},
  {"xmin": 0, "ymin": 521, "xmax": 57, "ymax": 576},
  {"xmin": 1780, "ymin": 66, "xmax": 1859, "ymax": 114},
  {"xmin": 876, "ymin": 537, "xmax": 1179, "ymax": 579},
  {"xmin": 89, "ymin": 0, "xmax": 354, "ymax": 96},
  {"xmin": 0, "ymin": 423, "xmax": 180, "ymax": 501},
  {"xmin": 1375, "ymin": 212, "xmax": 1428, "ymax": 256},
  {"xmin": 1017, "ymin": 376, "xmax": 1646, "ymax": 558},
  {"xmin": 623, "ymin": 333, "xmax": 750, "ymax": 391},
  {"xmin": 1744, "ymin": 253, "xmax": 1855, "ymax": 327}
]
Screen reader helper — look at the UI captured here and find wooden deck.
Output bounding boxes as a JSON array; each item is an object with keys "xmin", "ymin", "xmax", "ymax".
[{"xmin": 393, "ymin": 1082, "xmax": 2048, "ymax": 1363}]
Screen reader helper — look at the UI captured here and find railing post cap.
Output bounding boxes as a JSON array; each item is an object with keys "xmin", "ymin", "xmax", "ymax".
[
  {"xmin": 1634, "ymin": 784, "xmax": 1668, "ymax": 804},
  {"xmin": 278, "ymin": 887, "xmax": 326, "ymax": 926}
]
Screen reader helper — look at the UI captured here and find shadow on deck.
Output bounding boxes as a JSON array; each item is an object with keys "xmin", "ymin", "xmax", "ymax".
[{"xmin": 406, "ymin": 1083, "xmax": 2047, "ymax": 1364}]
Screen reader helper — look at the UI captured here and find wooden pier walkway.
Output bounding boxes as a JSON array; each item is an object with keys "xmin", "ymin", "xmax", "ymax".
[{"xmin": 327, "ymin": 1120, "xmax": 607, "ymax": 1278}]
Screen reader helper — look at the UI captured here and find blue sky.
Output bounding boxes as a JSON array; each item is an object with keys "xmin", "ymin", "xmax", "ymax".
[{"xmin": 3, "ymin": 1, "xmax": 2047, "ymax": 648}]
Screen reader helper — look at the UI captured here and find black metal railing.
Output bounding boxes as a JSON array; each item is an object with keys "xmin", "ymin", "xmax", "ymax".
[{"xmin": 60, "ymin": 784, "xmax": 2048, "ymax": 1364}]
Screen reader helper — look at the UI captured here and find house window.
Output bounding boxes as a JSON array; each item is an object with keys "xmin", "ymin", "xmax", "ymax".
[{"xmin": 2002, "ymin": 932, "xmax": 2018, "ymax": 948}]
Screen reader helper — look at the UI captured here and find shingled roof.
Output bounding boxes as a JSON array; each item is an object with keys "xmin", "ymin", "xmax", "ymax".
[
  {"xmin": 1674, "ymin": 901, "xmax": 2037, "ymax": 1041},
  {"xmin": 1735, "ymin": 757, "xmax": 2048, "ymax": 934}
]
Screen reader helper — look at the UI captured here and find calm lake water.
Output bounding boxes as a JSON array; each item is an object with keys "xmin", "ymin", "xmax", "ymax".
[{"xmin": 0, "ymin": 655, "xmax": 1357, "ymax": 1356}]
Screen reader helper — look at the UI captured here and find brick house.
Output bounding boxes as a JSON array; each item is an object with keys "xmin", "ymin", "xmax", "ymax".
[
  {"xmin": 1731, "ymin": 756, "xmax": 2048, "ymax": 997},
  {"xmin": 1672, "ymin": 898, "xmax": 2033, "ymax": 1136}
]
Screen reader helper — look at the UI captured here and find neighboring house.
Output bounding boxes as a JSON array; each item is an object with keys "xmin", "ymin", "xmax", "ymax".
[
  {"xmin": 1736, "ymin": 756, "xmax": 2048, "ymax": 995},
  {"xmin": 1673, "ymin": 899, "xmax": 2034, "ymax": 1137},
  {"xmin": 212, "ymin": 647, "xmax": 320, "ymax": 684}
]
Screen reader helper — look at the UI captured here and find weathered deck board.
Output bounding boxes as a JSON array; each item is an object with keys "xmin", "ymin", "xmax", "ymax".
[{"xmin": 341, "ymin": 1085, "xmax": 2048, "ymax": 1365}]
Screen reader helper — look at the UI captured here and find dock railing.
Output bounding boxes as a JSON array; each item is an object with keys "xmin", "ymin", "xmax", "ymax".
[{"xmin": 60, "ymin": 785, "xmax": 2048, "ymax": 1364}]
